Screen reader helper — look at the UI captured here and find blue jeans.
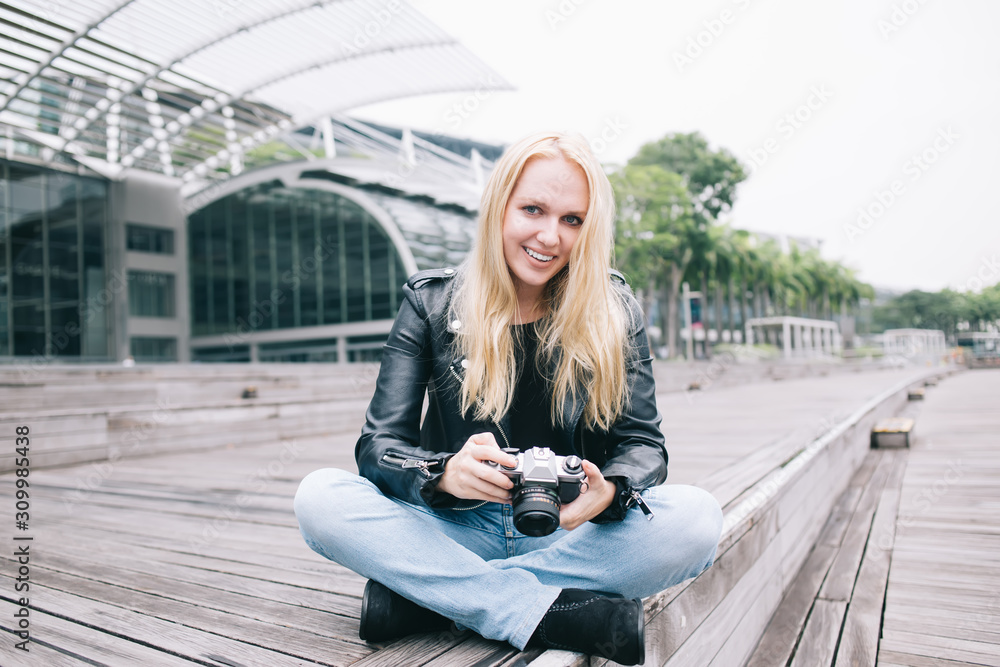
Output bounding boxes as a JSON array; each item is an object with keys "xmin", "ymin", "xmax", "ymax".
[{"xmin": 294, "ymin": 468, "xmax": 723, "ymax": 649}]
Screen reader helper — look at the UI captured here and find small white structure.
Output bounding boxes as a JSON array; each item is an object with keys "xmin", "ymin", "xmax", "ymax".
[
  {"xmin": 883, "ymin": 329, "xmax": 946, "ymax": 358},
  {"xmin": 745, "ymin": 316, "xmax": 841, "ymax": 359}
]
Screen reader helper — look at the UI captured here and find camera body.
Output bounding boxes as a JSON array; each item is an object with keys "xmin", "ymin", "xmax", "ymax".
[{"xmin": 485, "ymin": 446, "xmax": 586, "ymax": 536}]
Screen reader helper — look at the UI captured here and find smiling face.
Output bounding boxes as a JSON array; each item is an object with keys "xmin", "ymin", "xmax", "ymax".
[{"xmin": 501, "ymin": 155, "xmax": 590, "ymax": 317}]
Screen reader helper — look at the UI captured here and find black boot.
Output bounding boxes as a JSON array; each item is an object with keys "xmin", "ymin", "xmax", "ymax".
[
  {"xmin": 529, "ymin": 589, "xmax": 645, "ymax": 665},
  {"xmin": 359, "ymin": 580, "xmax": 452, "ymax": 642}
]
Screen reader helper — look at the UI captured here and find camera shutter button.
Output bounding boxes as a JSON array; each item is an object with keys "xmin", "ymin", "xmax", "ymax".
[{"xmin": 563, "ymin": 456, "xmax": 583, "ymax": 474}]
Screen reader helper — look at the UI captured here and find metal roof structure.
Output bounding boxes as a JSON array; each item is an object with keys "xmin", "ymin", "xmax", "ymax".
[
  {"xmin": 0, "ymin": 0, "xmax": 511, "ymax": 185},
  {"xmin": 180, "ymin": 113, "xmax": 497, "ymax": 210}
]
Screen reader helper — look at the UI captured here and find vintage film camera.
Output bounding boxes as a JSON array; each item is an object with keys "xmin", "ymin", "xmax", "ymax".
[{"xmin": 485, "ymin": 446, "xmax": 586, "ymax": 536}]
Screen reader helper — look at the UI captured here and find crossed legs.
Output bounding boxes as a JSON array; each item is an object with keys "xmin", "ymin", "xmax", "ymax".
[{"xmin": 293, "ymin": 468, "xmax": 722, "ymax": 650}]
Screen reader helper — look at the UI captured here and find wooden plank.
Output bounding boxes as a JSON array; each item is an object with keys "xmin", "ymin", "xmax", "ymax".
[
  {"xmin": 879, "ymin": 649, "xmax": 990, "ymax": 667},
  {"xmin": 645, "ymin": 507, "xmax": 779, "ymax": 662},
  {"xmin": 494, "ymin": 649, "xmax": 545, "ymax": 666},
  {"xmin": 880, "ymin": 631, "xmax": 1000, "ymax": 666},
  {"xmin": 882, "ymin": 616, "xmax": 1000, "ymax": 646},
  {"xmin": 419, "ymin": 635, "xmax": 518, "ymax": 667},
  {"xmin": 789, "ymin": 600, "xmax": 847, "ymax": 667},
  {"xmin": 0, "ymin": 605, "xmax": 203, "ymax": 666},
  {"xmin": 11, "ymin": 519, "xmax": 365, "ymax": 596},
  {"xmin": 706, "ymin": 573, "xmax": 784, "ymax": 667},
  {"xmin": 1, "ymin": 549, "xmax": 364, "ymax": 630},
  {"xmin": 0, "ymin": 626, "xmax": 109, "ymax": 667},
  {"xmin": 833, "ymin": 449, "xmax": 908, "ymax": 667},
  {"xmin": 0, "ymin": 579, "xmax": 331, "ymax": 666},
  {"xmin": 744, "ymin": 544, "xmax": 838, "ymax": 667},
  {"xmin": 749, "ymin": 449, "xmax": 921, "ymax": 667},
  {"xmin": 0, "ymin": 570, "xmax": 369, "ymax": 664},
  {"xmin": 349, "ymin": 630, "xmax": 473, "ymax": 667},
  {"xmin": 525, "ymin": 650, "xmax": 587, "ymax": 667},
  {"xmin": 663, "ymin": 513, "xmax": 785, "ymax": 666},
  {"xmin": 817, "ymin": 451, "xmax": 894, "ymax": 602},
  {"xmin": 878, "ymin": 369, "xmax": 1000, "ymax": 667},
  {"xmin": 54, "ymin": 525, "xmax": 363, "ymax": 593}
]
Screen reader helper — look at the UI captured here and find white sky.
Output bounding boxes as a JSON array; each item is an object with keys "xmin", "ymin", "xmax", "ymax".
[{"xmin": 354, "ymin": 0, "xmax": 1000, "ymax": 294}]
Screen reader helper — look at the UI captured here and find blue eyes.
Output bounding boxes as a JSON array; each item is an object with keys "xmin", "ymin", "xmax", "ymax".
[{"xmin": 521, "ymin": 205, "xmax": 583, "ymax": 227}]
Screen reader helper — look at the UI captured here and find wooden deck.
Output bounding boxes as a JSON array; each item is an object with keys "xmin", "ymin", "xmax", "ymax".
[
  {"xmin": 880, "ymin": 369, "xmax": 1000, "ymax": 667},
  {"xmin": 0, "ymin": 365, "xmax": 988, "ymax": 666},
  {"xmin": 746, "ymin": 368, "xmax": 1000, "ymax": 667}
]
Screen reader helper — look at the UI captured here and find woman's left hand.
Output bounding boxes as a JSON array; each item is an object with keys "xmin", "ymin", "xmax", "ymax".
[{"xmin": 559, "ymin": 460, "xmax": 616, "ymax": 531}]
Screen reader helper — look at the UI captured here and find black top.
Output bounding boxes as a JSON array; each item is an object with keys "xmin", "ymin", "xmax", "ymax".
[{"xmin": 507, "ymin": 322, "xmax": 564, "ymax": 454}]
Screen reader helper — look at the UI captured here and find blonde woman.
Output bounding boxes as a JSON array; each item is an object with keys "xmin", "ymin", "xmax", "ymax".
[{"xmin": 294, "ymin": 131, "xmax": 722, "ymax": 665}]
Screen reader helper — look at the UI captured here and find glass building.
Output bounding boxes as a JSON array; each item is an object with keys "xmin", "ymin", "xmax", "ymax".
[
  {"xmin": 1, "ymin": 159, "xmax": 109, "ymax": 359},
  {"xmin": 183, "ymin": 142, "xmax": 484, "ymax": 362},
  {"xmin": 189, "ymin": 181, "xmax": 409, "ymax": 362},
  {"xmin": 0, "ymin": 1, "xmax": 509, "ymax": 364}
]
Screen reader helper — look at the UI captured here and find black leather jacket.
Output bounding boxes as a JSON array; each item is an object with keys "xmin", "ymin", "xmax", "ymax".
[{"xmin": 355, "ymin": 268, "xmax": 668, "ymax": 523}]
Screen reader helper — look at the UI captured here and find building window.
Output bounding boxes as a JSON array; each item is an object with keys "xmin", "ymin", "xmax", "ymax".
[
  {"xmin": 188, "ymin": 183, "xmax": 407, "ymax": 337},
  {"xmin": 1, "ymin": 159, "xmax": 109, "ymax": 359},
  {"xmin": 259, "ymin": 337, "xmax": 341, "ymax": 363},
  {"xmin": 128, "ymin": 271, "xmax": 175, "ymax": 317},
  {"xmin": 127, "ymin": 223, "xmax": 174, "ymax": 254},
  {"xmin": 191, "ymin": 345, "xmax": 250, "ymax": 363},
  {"xmin": 347, "ymin": 334, "xmax": 388, "ymax": 362},
  {"xmin": 130, "ymin": 336, "xmax": 177, "ymax": 362}
]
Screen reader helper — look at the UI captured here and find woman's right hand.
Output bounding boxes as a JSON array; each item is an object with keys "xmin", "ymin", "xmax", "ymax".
[{"xmin": 436, "ymin": 433, "xmax": 517, "ymax": 503}]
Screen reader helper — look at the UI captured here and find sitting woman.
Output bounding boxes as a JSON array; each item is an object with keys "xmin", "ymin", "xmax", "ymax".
[{"xmin": 294, "ymin": 131, "xmax": 723, "ymax": 665}]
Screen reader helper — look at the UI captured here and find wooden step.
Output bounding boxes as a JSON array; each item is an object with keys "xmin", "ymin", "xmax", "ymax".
[{"xmin": 744, "ymin": 447, "xmax": 910, "ymax": 667}]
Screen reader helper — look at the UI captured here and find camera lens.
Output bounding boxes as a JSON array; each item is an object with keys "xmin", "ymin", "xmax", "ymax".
[{"xmin": 512, "ymin": 485, "xmax": 561, "ymax": 537}]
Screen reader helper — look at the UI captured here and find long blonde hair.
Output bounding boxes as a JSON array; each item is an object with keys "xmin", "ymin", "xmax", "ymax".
[{"xmin": 448, "ymin": 131, "xmax": 630, "ymax": 431}]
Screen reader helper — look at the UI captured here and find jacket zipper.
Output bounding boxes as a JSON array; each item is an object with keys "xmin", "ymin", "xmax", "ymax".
[
  {"xmin": 627, "ymin": 489, "xmax": 655, "ymax": 520},
  {"xmin": 380, "ymin": 450, "xmax": 487, "ymax": 511},
  {"xmin": 381, "ymin": 452, "xmax": 436, "ymax": 479}
]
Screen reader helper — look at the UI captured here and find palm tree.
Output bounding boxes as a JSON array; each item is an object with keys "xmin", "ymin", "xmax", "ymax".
[
  {"xmin": 731, "ymin": 230, "xmax": 757, "ymax": 330},
  {"xmin": 683, "ymin": 224, "xmax": 721, "ymax": 358}
]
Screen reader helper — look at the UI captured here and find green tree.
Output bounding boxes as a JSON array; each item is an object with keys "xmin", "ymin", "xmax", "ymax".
[
  {"xmin": 612, "ymin": 131, "xmax": 877, "ymax": 357},
  {"xmin": 611, "ymin": 163, "xmax": 695, "ymax": 358},
  {"xmin": 872, "ymin": 290, "xmax": 965, "ymax": 337},
  {"xmin": 629, "ymin": 131, "xmax": 746, "ymax": 222},
  {"xmin": 618, "ymin": 132, "xmax": 747, "ymax": 358}
]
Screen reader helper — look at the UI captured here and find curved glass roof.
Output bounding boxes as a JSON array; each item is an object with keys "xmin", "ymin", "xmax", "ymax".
[{"xmin": 0, "ymin": 0, "xmax": 511, "ymax": 183}]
